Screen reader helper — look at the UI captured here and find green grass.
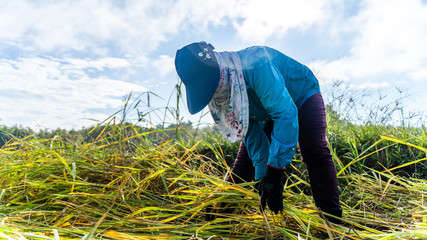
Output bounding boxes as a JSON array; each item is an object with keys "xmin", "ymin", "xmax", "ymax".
[
  {"xmin": 0, "ymin": 88, "xmax": 426, "ymax": 239},
  {"xmin": 0, "ymin": 120, "xmax": 426, "ymax": 239}
]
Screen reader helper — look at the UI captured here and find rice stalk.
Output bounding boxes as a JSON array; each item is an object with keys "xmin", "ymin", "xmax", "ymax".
[{"xmin": 0, "ymin": 122, "xmax": 426, "ymax": 239}]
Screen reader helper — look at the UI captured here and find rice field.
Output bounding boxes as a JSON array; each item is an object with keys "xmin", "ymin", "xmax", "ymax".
[{"xmin": 0, "ymin": 119, "xmax": 426, "ymax": 240}]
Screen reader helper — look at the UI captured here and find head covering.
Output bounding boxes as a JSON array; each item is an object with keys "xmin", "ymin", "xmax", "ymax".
[{"xmin": 174, "ymin": 42, "xmax": 220, "ymax": 114}]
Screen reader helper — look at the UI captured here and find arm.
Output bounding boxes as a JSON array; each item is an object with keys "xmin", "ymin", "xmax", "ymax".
[
  {"xmin": 250, "ymin": 58, "xmax": 299, "ymax": 214},
  {"xmin": 248, "ymin": 60, "xmax": 299, "ymax": 176},
  {"xmin": 243, "ymin": 119, "xmax": 270, "ymax": 180}
]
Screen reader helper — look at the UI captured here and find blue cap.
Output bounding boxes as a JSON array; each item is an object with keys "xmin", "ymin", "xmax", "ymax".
[{"xmin": 174, "ymin": 42, "xmax": 220, "ymax": 114}]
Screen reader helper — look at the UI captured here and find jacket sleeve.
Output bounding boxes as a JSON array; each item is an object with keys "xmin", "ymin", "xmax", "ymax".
[
  {"xmin": 249, "ymin": 60, "xmax": 299, "ymax": 177},
  {"xmin": 243, "ymin": 119, "xmax": 270, "ymax": 180}
]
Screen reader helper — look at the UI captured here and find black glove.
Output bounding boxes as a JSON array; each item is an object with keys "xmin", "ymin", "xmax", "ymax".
[{"xmin": 257, "ymin": 166, "xmax": 285, "ymax": 214}]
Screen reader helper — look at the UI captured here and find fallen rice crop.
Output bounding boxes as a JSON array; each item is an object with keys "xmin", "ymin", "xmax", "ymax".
[{"xmin": 0, "ymin": 122, "xmax": 426, "ymax": 240}]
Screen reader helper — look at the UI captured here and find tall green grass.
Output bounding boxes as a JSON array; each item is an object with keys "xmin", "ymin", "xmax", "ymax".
[
  {"xmin": 0, "ymin": 122, "xmax": 426, "ymax": 239},
  {"xmin": 323, "ymin": 82, "xmax": 426, "ymax": 179},
  {"xmin": 0, "ymin": 88, "xmax": 426, "ymax": 239}
]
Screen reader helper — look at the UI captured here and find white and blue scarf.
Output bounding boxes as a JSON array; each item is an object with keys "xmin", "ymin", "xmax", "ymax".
[{"xmin": 208, "ymin": 52, "xmax": 249, "ymax": 142}]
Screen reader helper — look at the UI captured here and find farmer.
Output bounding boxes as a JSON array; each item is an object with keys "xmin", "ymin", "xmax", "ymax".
[{"xmin": 174, "ymin": 41, "xmax": 342, "ymax": 223}]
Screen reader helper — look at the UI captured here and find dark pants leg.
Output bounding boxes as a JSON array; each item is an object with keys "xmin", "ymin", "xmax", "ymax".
[
  {"xmin": 226, "ymin": 141, "xmax": 254, "ymax": 184},
  {"xmin": 298, "ymin": 93, "xmax": 342, "ymax": 219},
  {"xmin": 226, "ymin": 93, "xmax": 342, "ymax": 219}
]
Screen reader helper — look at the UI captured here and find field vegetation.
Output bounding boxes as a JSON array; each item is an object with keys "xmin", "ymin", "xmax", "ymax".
[{"xmin": 0, "ymin": 85, "xmax": 426, "ymax": 239}]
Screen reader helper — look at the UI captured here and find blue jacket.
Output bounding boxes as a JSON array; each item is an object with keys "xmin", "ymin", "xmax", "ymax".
[{"xmin": 236, "ymin": 46, "xmax": 320, "ymax": 180}]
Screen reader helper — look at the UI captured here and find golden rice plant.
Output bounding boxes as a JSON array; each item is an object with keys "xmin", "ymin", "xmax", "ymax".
[{"xmin": 0, "ymin": 119, "xmax": 426, "ymax": 240}]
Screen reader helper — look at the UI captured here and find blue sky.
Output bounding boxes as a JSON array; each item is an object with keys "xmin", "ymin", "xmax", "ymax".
[{"xmin": 0, "ymin": 0, "xmax": 426, "ymax": 130}]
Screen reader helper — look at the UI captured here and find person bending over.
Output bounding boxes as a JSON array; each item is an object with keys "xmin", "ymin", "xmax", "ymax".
[{"xmin": 174, "ymin": 41, "xmax": 342, "ymax": 223}]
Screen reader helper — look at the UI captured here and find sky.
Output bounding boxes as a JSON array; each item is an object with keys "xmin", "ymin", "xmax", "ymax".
[{"xmin": 0, "ymin": 0, "xmax": 426, "ymax": 130}]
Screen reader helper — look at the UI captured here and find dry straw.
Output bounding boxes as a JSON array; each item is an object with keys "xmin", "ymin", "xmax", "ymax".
[{"xmin": 0, "ymin": 121, "xmax": 425, "ymax": 240}]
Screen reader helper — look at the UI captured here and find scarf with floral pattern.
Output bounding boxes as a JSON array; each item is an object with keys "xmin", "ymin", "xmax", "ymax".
[{"xmin": 208, "ymin": 51, "xmax": 249, "ymax": 142}]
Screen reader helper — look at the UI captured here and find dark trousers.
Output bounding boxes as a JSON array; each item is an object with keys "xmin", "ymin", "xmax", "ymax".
[{"xmin": 226, "ymin": 93, "xmax": 342, "ymax": 217}]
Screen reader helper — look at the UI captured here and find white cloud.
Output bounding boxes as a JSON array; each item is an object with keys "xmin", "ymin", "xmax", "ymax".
[
  {"xmin": 64, "ymin": 57, "xmax": 130, "ymax": 71},
  {"xmin": 2, "ymin": 0, "xmax": 425, "ymax": 128},
  {"xmin": 0, "ymin": 0, "xmax": 122, "ymax": 52},
  {"xmin": 312, "ymin": 0, "xmax": 427, "ymax": 84},
  {"xmin": 0, "ymin": 0, "xmax": 238, "ymax": 55},
  {"xmin": 0, "ymin": 0, "xmax": 335, "ymax": 55},
  {"xmin": 152, "ymin": 55, "xmax": 175, "ymax": 77},
  {"xmin": 410, "ymin": 68, "xmax": 427, "ymax": 81},
  {"xmin": 0, "ymin": 57, "xmax": 147, "ymax": 129},
  {"xmin": 309, "ymin": 58, "xmax": 354, "ymax": 83},
  {"xmin": 349, "ymin": 81, "xmax": 389, "ymax": 89},
  {"xmin": 233, "ymin": 0, "xmax": 331, "ymax": 42}
]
